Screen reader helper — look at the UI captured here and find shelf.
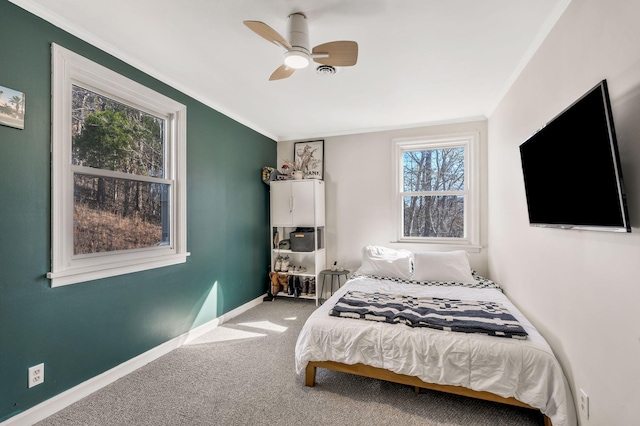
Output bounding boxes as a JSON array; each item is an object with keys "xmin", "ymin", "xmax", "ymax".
[
  {"xmin": 272, "ymin": 248, "xmax": 325, "ymax": 254},
  {"xmin": 270, "ymin": 269, "xmax": 315, "ymax": 277},
  {"xmin": 273, "ymin": 292, "xmax": 317, "ymax": 300},
  {"xmin": 270, "ymin": 180, "xmax": 325, "ymax": 306}
]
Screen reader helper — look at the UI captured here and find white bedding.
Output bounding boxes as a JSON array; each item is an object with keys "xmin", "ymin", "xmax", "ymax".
[{"xmin": 295, "ymin": 275, "xmax": 577, "ymax": 426}]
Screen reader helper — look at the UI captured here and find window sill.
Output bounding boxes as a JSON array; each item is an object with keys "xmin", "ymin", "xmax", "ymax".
[
  {"xmin": 389, "ymin": 241, "xmax": 483, "ymax": 253},
  {"xmin": 47, "ymin": 252, "xmax": 190, "ymax": 287}
]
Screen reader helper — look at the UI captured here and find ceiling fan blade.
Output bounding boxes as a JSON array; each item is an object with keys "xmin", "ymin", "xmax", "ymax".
[
  {"xmin": 312, "ymin": 41, "xmax": 358, "ymax": 66},
  {"xmin": 243, "ymin": 20, "xmax": 292, "ymax": 50},
  {"xmin": 269, "ymin": 65, "xmax": 295, "ymax": 81}
]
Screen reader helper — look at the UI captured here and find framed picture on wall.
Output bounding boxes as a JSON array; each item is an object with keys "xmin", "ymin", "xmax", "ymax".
[
  {"xmin": 0, "ymin": 85, "xmax": 26, "ymax": 130},
  {"xmin": 294, "ymin": 140, "xmax": 324, "ymax": 180}
]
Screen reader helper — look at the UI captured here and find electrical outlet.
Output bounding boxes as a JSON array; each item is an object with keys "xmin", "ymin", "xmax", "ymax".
[
  {"xmin": 579, "ymin": 388, "xmax": 589, "ymax": 419},
  {"xmin": 28, "ymin": 363, "xmax": 44, "ymax": 388}
]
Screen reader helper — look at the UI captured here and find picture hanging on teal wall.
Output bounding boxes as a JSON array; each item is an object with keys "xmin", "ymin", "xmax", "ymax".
[{"xmin": 0, "ymin": 84, "xmax": 26, "ymax": 130}]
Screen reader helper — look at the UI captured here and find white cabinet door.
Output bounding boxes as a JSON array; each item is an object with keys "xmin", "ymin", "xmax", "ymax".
[
  {"xmin": 291, "ymin": 181, "xmax": 315, "ymax": 225},
  {"xmin": 271, "ymin": 181, "xmax": 317, "ymax": 226},
  {"xmin": 271, "ymin": 181, "xmax": 293, "ymax": 226}
]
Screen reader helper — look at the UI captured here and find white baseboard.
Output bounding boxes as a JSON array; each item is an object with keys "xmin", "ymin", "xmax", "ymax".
[{"xmin": 2, "ymin": 294, "xmax": 265, "ymax": 426}]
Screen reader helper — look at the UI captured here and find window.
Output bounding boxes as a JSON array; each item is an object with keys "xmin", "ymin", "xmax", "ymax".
[
  {"xmin": 48, "ymin": 44, "xmax": 188, "ymax": 287},
  {"xmin": 393, "ymin": 134, "xmax": 479, "ymax": 249}
]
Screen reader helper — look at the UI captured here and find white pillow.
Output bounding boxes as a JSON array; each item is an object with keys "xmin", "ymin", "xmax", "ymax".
[
  {"xmin": 355, "ymin": 245, "xmax": 413, "ymax": 280},
  {"xmin": 412, "ymin": 250, "xmax": 476, "ymax": 284}
]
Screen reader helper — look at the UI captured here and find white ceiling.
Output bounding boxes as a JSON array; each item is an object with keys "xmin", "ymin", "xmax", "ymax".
[{"xmin": 12, "ymin": 0, "xmax": 570, "ymax": 141}]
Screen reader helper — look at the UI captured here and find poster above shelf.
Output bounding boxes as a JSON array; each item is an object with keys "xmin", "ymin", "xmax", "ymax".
[{"xmin": 294, "ymin": 140, "xmax": 324, "ymax": 180}]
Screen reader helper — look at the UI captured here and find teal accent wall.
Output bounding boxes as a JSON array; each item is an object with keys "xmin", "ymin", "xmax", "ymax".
[{"xmin": 0, "ymin": 1, "xmax": 275, "ymax": 420}]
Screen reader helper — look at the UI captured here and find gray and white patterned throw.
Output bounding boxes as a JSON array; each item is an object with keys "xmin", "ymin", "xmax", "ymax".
[
  {"xmin": 329, "ymin": 291, "xmax": 528, "ymax": 339},
  {"xmin": 351, "ymin": 271, "xmax": 503, "ymax": 291}
]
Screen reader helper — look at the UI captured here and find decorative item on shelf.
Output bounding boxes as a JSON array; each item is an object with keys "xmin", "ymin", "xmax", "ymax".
[
  {"xmin": 278, "ymin": 239, "xmax": 290, "ymax": 250},
  {"xmin": 262, "ymin": 166, "xmax": 285, "ymax": 185},
  {"xmin": 282, "ymin": 158, "xmax": 302, "ymax": 178},
  {"xmin": 262, "ymin": 166, "xmax": 274, "ymax": 183},
  {"xmin": 277, "ymin": 163, "xmax": 292, "ymax": 180},
  {"xmin": 284, "ymin": 139, "xmax": 324, "ymax": 180}
]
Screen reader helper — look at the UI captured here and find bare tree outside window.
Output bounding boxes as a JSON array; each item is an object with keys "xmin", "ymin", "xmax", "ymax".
[
  {"xmin": 402, "ymin": 147, "xmax": 465, "ymax": 238},
  {"xmin": 71, "ymin": 86, "xmax": 168, "ymax": 255}
]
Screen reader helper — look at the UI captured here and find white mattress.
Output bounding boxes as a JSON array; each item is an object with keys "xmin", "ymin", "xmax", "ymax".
[{"xmin": 295, "ymin": 276, "xmax": 577, "ymax": 426}]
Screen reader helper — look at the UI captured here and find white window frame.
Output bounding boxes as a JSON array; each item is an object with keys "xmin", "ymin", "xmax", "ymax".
[
  {"xmin": 392, "ymin": 133, "xmax": 480, "ymax": 251},
  {"xmin": 48, "ymin": 44, "xmax": 188, "ymax": 287}
]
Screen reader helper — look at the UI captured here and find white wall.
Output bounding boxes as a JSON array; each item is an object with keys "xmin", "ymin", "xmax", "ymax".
[
  {"xmin": 278, "ymin": 119, "xmax": 489, "ymax": 275},
  {"xmin": 488, "ymin": 1, "xmax": 640, "ymax": 425}
]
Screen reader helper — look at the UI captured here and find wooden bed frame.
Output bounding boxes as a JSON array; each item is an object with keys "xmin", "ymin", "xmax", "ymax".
[{"xmin": 305, "ymin": 361, "xmax": 552, "ymax": 426}]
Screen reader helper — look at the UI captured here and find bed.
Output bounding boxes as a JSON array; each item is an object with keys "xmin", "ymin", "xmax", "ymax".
[{"xmin": 295, "ymin": 247, "xmax": 577, "ymax": 426}]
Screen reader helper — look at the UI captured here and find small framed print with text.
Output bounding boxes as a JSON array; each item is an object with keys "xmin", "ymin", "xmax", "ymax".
[{"xmin": 294, "ymin": 140, "xmax": 324, "ymax": 180}]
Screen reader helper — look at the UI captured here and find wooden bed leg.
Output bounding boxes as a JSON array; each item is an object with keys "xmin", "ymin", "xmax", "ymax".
[
  {"xmin": 543, "ymin": 415, "xmax": 552, "ymax": 426},
  {"xmin": 305, "ymin": 364, "xmax": 317, "ymax": 387},
  {"xmin": 415, "ymin": 386, "xmax": 420, "ymax": 394}
]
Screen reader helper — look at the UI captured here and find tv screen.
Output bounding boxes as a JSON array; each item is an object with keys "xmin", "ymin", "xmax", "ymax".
[{"xmin": 519, "ymin": 80, "xmax": 630, "ymax": 232}]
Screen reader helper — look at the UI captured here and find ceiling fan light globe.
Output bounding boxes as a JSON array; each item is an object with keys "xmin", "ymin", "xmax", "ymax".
[{"xmin": 284, "ymin": 51, "xmax": 309, "ymax": 69}]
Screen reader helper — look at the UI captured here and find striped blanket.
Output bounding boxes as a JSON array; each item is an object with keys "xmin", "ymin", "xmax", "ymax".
[{"xmin": 329, "ymin": 291, "xmax": 528, "ymax": 339}]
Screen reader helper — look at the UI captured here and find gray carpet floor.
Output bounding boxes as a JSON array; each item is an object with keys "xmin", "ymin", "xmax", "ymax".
[{"xmin": 37, "ymin": 299, "xmax": 544, "ymax": 425}]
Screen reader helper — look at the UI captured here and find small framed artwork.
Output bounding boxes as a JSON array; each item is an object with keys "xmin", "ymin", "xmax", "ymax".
[
  {"xmin": 294, "ymin": 140, "xmax": 324, "ymax": 180},
  {"xmin": 0, "ymin": 85, "xmax": 26, "ymax": 130}
]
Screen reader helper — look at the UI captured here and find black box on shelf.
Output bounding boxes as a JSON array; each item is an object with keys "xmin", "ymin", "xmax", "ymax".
[{"xmin": 290, "ymin": 228, "xmax": 314, "ymax": 252}]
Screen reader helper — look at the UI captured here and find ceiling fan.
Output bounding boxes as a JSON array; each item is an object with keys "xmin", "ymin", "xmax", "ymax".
[{"xmin": 243, "ymin": 13, "xmax": 358, "ymax": 81}]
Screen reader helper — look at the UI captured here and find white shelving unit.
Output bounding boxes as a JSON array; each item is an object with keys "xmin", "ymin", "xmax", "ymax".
[{"xmin": 270, "ymin": 179, "xmax": 326, "ymax": 305}]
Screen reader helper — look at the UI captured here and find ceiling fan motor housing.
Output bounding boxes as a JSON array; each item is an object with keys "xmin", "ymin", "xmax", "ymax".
[{"xmin": 284, "ymin": 13, "xmax": 310, "ymax": 68}]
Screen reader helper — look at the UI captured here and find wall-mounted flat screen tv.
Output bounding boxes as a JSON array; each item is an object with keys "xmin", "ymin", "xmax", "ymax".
[{"xmin": 519, "ymin": 80, "xmax": 630, "ymax": 232}]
